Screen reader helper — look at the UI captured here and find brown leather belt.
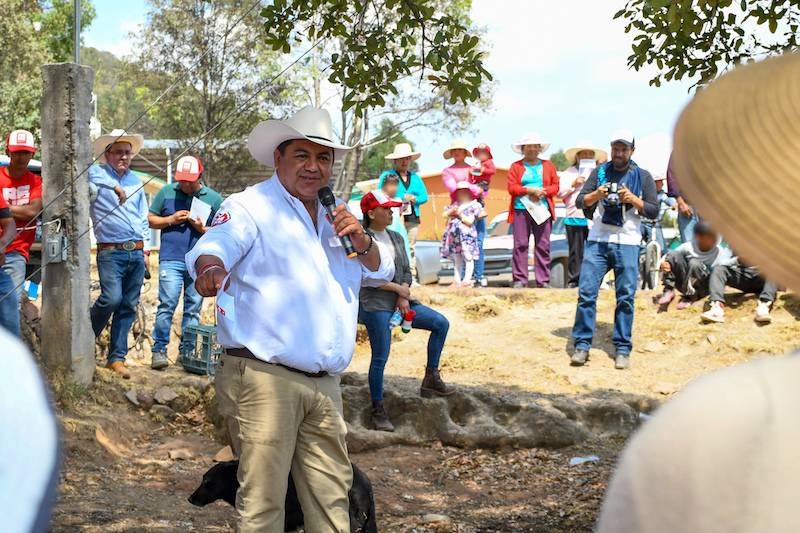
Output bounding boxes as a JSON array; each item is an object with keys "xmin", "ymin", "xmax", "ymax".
[
  {"xmin": 225, "ymin": 348, "xmax": 328, "ymax": 378},
  {"xmin": 97, "ymin": 240, "xmax": 144, "ymax": 251}
]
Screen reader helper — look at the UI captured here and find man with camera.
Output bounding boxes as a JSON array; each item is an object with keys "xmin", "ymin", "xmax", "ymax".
[{"xmin": 570, "ymin": 130, "xmax": 659, "ymax": 370}]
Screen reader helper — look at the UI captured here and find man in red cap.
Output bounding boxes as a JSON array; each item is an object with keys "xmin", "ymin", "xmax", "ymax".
[
  {"xmin": 147, "ymin": 155, "xmax": 223, "ymax": 369},
  {"xmin": 1, "ymin": 130, "xmax": 42, "ymax": 306}
]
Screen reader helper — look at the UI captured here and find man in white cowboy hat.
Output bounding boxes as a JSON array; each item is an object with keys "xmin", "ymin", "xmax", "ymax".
[
  {"xmin": 597, "ymin": 51, "xmax": 800, "ymax": 533},
  {"xmin": 379, "ymin": 142, "xmax": 428, "ymax": 281},
  {"xmin": 571, "ymin": 129, "xmax": 659, "ymax": 370},
  {"xmin": 186, "ymin": 106, "xmax": 394, "ymax": 533},
  {"xmin": 558, "ymin": 140, "xmax": 608, "ymax": 288},
  {"xmin": 147, "ymin": 155, "xmax": 223, "ymax": 370},
  {"xmin": 89, "ymin": 129, "xmax": 150, "ymax": 379}
]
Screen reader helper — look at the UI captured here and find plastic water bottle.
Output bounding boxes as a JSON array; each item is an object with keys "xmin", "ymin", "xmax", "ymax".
[
  {"xmin": 388, "ymin": 309, "xmax": 403, "ymax": 330},
  {"xmin": 401, "ymin": 310, "xmax": 416, "ymax": 333}
]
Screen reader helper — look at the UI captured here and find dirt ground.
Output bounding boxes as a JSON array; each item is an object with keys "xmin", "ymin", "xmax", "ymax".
[{"xmin": 48, "ymin": 285, "xmax": 800, "ymax": 532}]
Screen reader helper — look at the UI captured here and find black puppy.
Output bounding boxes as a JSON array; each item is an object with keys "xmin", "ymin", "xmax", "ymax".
[{"xmin": 189, "ymin": 460, "xmax": 378, "ymax": 533}]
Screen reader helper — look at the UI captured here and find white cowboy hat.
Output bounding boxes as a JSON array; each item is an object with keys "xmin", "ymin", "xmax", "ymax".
[
  {"xmin": 92, "ymin": 129, "xmax": 144, "ymax": 164},
  {"xmin": 512, "ymin": 132, "xmax": 550, "ymax": 154},
  {"xmin": 443, "ymin": 139, "xmax": 473, "ymax": 159},
  {"xmin": 565, "ymin": 140, "xmax": 608, "ymax": 165},
  {"xmin": 385, "ymin": 143, "xmax": 421, "ymax": 161},
  {"xmin": 248, "ymin": 106, "xmax": 352, "ymax": 168}
]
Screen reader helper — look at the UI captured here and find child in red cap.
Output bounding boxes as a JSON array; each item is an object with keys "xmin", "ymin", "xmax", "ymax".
[{"xmin": 470, "ymin": 143, "xmax": 497, "ymax": 196}]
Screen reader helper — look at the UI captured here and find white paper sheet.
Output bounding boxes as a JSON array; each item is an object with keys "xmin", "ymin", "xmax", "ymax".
[
  {"xmin": 520, "ymin": 195, "xmax": 551, "ymax": 225},
  {"xmin": 216, "ymin": 274, "xmax": 235, "ymax": 322},
  {"xmin": 190, "ymin": 196, "xmax": 213, "ymax": 225},
  {"xmin": 578, "ymin": 159, "xmax": 597, "ymax": 178}
]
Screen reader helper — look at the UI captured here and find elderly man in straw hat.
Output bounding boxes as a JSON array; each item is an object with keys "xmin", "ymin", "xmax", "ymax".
[
  {"xmin": 597, "ymin": 51, "xmax": 800, "ymax": 533},
  {"xmin": 558, "ymin": 140, "xmax": 607, "ymax": 288},
  {"xmin": 379, "ymin": 143, "xmax": 428, "ymax": 282},
  {"xmin": 89, "ymin": 129, "xmax": 150, "ymax": 379},
  {"xmin": 187, "ymin": 106, "xmax": 394, "ymax": 532}
]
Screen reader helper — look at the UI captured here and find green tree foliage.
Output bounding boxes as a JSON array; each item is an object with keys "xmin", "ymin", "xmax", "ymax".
[
  {"xmin": 129, "ymin": 0, "xmax": 302, "ymax": 194},
  {"xmin": 260, "ymin": 0, "xmax": 493, "ymax": 116},
  {"xmin": 358, "ymin": 119, "xmax": 419, "ymax": 182},
  {"xmin": 0, "ymin": 0, "xmax": 95, "ymax": 139},
  {"xmin": 616, "ymin": 0, "xmax": 800, "ymax": 88},
  {"xmin": 37, "ymin": 0, "xmax": 96, "ymax": 62},
  {"xmin": 549, "ymin": 149, "xmax": 571, "ymax": 172}
]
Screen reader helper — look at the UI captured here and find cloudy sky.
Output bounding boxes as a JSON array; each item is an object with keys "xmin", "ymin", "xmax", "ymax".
[{"xmin": 84, "ymin": 0, "xmax": 696, "ymax": 177}]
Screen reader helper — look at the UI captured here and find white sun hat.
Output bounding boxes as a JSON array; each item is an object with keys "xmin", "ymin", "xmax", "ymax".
[
  {"xmin": 443, "ymin": 139, "xmax": 473, "ymax": 159},
  {"xmin": 512, "ymin": 132, "xmax": 550, "ymax": 154},
  {"xmin": 92, "ymin": 129, "xmax": 144, "ymax": 164},
  {"xmin": 248, "ymin": 106, "xmax": 352, "ymax": 168},
  {"xmin": 565, "ymin": 140, "xmax": 608, "ymax": 165},
  {"xmin": 385, "ymin": 143, "xmax": 421, "ymax": 161}
]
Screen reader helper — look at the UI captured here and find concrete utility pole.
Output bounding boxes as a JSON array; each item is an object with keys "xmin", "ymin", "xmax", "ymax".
[{"xmin": 40, "ymin": 63, "xmax": 94, "ymax": 387}]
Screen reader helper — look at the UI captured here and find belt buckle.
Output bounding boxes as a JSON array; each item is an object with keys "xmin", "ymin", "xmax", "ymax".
[{"xmin": 122, "ymin": 241, "xmax": 136, "ymax": 252}]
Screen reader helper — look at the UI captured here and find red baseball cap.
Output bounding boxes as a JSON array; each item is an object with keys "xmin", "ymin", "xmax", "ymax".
[
  {"xmin": 472, "ymin": 143, "xmax": 493, "ymax": 159},
  {"xmin": 7, "ymin": 130, "xmax": 35, "ymax": 153},
  {"xmin": 360, "ymin": 190, "xmax": 402, "ymax": 213},
  {"xmin": 174, "ymin": 155, "xmax": 203, "ymax": 182}
]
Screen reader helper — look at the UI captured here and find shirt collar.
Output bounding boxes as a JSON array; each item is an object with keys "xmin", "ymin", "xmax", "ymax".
[{"xmin": 102, "ymin": 163, "xmax": 130, "ymax": 181}]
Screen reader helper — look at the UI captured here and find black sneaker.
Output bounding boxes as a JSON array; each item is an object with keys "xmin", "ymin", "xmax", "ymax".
[{"xmin": 571, "ymin": 349, "xmax": 589, "ymax": 366}]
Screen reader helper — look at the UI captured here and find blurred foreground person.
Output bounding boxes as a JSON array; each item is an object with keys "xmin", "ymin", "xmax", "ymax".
[
  {"xmin": 0, "ymin": 330, "xmax": 59, "ymax": 533},
  {"xmin": 597, "ymin": 51, "xmax": 800, "ymax": 533}
]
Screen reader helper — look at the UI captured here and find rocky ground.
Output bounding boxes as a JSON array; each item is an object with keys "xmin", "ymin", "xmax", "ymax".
[{"xmin": 44, "ymin": 283, "xmax": 800, "ymax": 532}]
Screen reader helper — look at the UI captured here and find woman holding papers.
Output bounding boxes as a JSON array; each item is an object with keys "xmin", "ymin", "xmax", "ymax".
[
  {"xmin": 558, "ymin": 141, "xmax": 608, "ymax": 288},
  {"xmin": 507, "ymin": 133, "xmax": 559, "ymax": 289}
]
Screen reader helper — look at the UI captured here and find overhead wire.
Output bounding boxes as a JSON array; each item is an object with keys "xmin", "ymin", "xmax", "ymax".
[
  {"xmin": 0, "ymin": 40, "xmax": 323, "ymax": 305},
  {"xmin": 2, "ymin": 0, "xmax": 265, "ymax": 248}
]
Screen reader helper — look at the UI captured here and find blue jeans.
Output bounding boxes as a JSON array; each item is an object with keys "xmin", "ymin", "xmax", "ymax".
[
  {"xmin": 2, "ymin": 251, "xmax": 27, "ymax": 307},
  {"xmin": 152, "ymin": 261, "xmax": 203, "ymax": 354},
  {"xmin": 573, "ymin": 241, "xmax": 639, "ymax": 355},
  {"xmin": 91, "ymin": 248, "xmax": 145, "ymax": 364},
  {"xmin": 359, "ymin": 302, "xmax": 450, "ymax": 402},
  {"xmin": 0, "ymin": 268, "xmax": 20, "ymax": 336},
  {"xmin": 474, "ymin": 217, "xmax": 486, "ymax": 281},
  {"xmin": 678, "ymin": 209, "xmax": 699, "ymax": 243}
]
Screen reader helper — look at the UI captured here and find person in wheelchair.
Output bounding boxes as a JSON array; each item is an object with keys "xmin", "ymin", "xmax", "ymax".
[{"xmin": 658, "ymin": 221, "xmax": 734, "ymax": 309}]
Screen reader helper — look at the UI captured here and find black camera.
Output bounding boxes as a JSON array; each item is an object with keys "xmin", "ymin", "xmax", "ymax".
[{"xmin": 605, "ymin": 182, "xmax": 620, "ymax": 206}]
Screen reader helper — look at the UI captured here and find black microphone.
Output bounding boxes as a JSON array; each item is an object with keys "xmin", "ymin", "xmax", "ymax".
[{"xmin": 318, "ymin": 186, "xmax": 358, "ymax": 259}]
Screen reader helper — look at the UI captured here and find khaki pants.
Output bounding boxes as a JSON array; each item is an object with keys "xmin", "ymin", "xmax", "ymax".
[
  {"xmin": 405, "ymin": 221, "xmax": 419, "ymax": 280},
  {"xmin": 215, "ymin": 353, "xmax": 352, "ymax": 533}
]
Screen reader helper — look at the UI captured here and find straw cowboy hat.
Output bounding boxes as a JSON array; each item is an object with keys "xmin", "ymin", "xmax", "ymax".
[
  {"xmin": 512, "ymin": 132, "xmax": 550, "ymax": 154},
  {"xmin": 443, "ymin": 139, "xmax": 473, "ymax": 159},
  {"xmin": 385, "ymin": 143, "xmax": 421, "ymax": 161},
  {"xmin": 565, "ymin": 140, "xmax": 608, "ymax": 165},
  {"xmin": 248, "ymin": 106, "xmax": 352, "ymax": 168},
  {"xmin": 671, "ymin": 51, "xmax": 800, "ymax": 289},
  {"xmin": 92, "ymin": 129, "xmax": 144, "ymax": 164}
]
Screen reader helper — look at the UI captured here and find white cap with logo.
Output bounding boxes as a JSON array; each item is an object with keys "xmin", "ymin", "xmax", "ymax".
[{"xmin": 610, "ymin": 129, "xmax": 635, "ymax": 147}]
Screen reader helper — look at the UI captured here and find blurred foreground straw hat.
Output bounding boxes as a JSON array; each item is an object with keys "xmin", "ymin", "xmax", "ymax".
[{"xmin": 671, "ymin": 51, "xmax": 800, "ymax": 289}]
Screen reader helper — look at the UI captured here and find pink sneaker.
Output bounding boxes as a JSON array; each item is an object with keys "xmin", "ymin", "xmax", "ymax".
[
  {"xmin": 676, "ymin": 296, "xmax": 697, "ymax": 310},
  {"xmin": 658, "ymin": 290, "xmax": 676, "ymax": 305}
]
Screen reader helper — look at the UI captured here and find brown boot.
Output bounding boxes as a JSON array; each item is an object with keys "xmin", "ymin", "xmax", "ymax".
[
  {"xmin": 420, "ymin": 367, "xmax": 456, "ymax": 398},
  {"xmin": 106, "ymin": 360, "xmax": 131, "ymax": 379},
  {"xmin": 371, "ymin": 401, "xmax": 395, "ymax": 432}
]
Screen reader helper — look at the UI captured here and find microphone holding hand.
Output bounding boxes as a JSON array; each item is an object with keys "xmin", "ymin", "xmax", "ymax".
[{"xmin": 318, "ymin": 186, "xmax": 358, "ymax": 259}]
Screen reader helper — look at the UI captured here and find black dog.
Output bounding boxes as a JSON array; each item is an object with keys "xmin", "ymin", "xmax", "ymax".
[{"xmin": 189, "ymin": 460, "xmax": 378, "ymax": 533}]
